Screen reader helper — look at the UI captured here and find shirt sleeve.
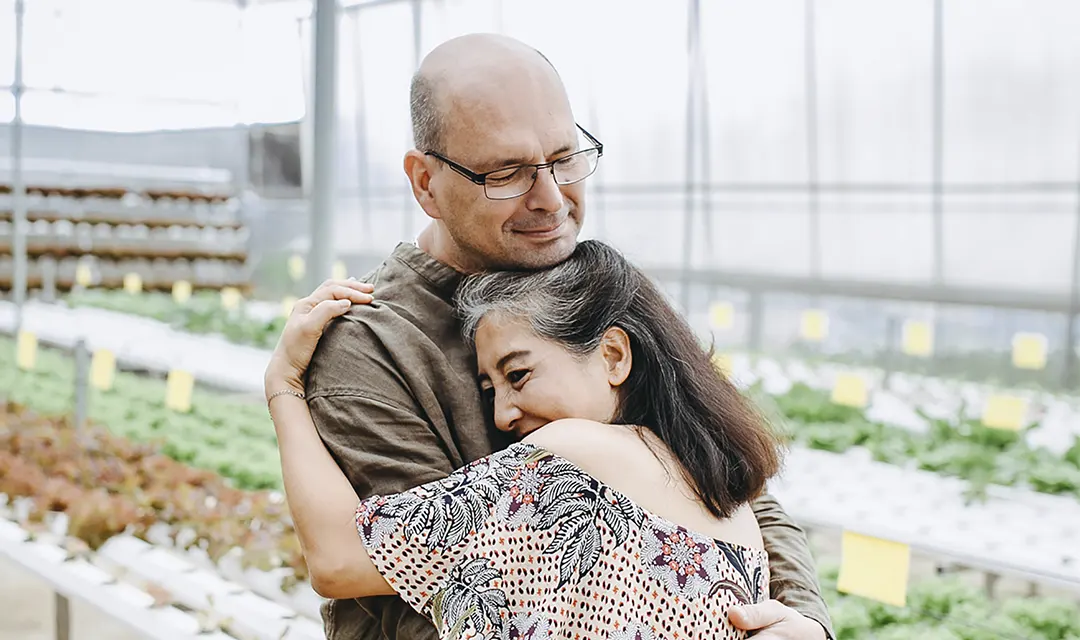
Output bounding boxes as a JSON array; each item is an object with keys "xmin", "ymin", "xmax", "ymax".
[
  {"xmin": 354, "ymin": 453, "xmax": 508, "ymax": 635},
  {"xmin": 751, "ymin": 492, "xmax": 836, "ymax": 640}
]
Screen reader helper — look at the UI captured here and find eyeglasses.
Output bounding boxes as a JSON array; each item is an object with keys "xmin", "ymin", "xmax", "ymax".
[{"xmin": 425, "ymin": 124, "xmax": 603, "ymax": 200}]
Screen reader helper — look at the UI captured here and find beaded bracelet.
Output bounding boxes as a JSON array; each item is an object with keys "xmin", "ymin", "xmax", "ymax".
[{"xmin": 267, "ymin": 388, "xmax": 305, "ymax": 411}]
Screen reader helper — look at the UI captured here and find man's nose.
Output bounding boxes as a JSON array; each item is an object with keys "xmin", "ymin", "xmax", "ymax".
[{"xmin": 524, "ymin": 166, "xmax": 564, "ymax": 213}]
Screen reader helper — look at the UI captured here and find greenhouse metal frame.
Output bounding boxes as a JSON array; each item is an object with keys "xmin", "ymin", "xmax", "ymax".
[{"xmin": 3, "ymin": 0, "xmax": 1080, "ymax": 386}]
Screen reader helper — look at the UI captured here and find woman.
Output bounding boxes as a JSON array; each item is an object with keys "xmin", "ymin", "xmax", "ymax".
[{"xmin": 265, "ymin": 240, "xmax": 782, "ymax": 640}]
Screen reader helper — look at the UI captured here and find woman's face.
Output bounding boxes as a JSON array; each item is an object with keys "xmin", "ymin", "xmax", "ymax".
[{"xmin": 475, "ymin": 314, "xmax": 622, "ymax": 439}]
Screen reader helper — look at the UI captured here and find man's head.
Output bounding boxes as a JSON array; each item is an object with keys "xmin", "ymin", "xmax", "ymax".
[{"xmin": 404, "ymin": 34, "xmax": 596, "ymax": 273}]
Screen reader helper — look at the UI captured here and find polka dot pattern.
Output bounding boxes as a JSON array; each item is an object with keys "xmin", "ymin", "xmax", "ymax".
[{"xmin": 356, "ymin": 443, "xmax": 769, "ymax": 640}]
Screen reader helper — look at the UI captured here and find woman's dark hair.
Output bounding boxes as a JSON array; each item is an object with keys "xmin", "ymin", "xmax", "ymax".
[{"xmin": 454, "ymin": 240, "xmax": 781, "ymax": 519}]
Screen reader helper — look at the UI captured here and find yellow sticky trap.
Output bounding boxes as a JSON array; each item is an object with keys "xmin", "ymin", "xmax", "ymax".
[
  {"xmin": 332, "ymin": 260, "xmax": 348, "ymax": 281},
  {"xmin": 800, "ymin": 309, "xmax": 829, "ymax": 342},
  {"xmin": 902, "ymin": 320, "xmax": 934, "ymax": 358},
  {"xmin": 838, "ymin": 531, "xmax": 911, "ymax": 607},
  {"xmin": 172, "ymin": 280, "xmax": 192, "ymax": 304},
  {"xmin": 282, "ymin": 296, "xmax": 298, "ymax": 318},
  {"xmin": 831, "ymin": 374, "xmax": 868, "ymax": 408},
  {"xmin": 288, "ymin": 255, "xmax": 305, "ymax": 282},
  {"xmin": 1012, "ymin": 333, "xmax": 1047, "ymax": 370},
  {"xmin": 708, "ymin": 302, "xmax": 734, "ymax": 331},
  {"xmin": 123, "ymin": 272, "xmax": 142, "ymax": 294},
  {"xmin": 165, "ymin": 370, "xmax": 194, "ymax": 413},
  {"xmin": 220, "ymin": 287, "xmax": 242, "ymax": 311},
  {"xmin": 712, "ymin": 353, "xmax": 733, "ymax": 375},
  {"xmin": 982, "ymin": 395, "xmax": 1028, "ymax": 431},
  {"xmin": 16, "ymin": 331, "xmax": 37, "ymax": 371},
  {"xmin": 75, "ymin": 263, "xmax": 93, "ymax": 287},
  {"xmin": 90, "ymin": 349, "xmax": 116, "ymax": 391}
]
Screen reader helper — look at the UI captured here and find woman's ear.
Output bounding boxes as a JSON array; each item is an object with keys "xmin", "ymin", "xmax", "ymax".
[{"xmin": 600, "ymin": 327, "xmax": 632, "ymax": 387}]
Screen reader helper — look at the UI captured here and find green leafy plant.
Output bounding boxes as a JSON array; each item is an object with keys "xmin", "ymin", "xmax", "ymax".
[
  {"xmin": 770, "ymin": 383, "xmax": 1080, "ymax": 500},
  {"xmin": 67, "ymin": 290, "xmax": 286, "ymax": 350},
  {"xmin": 0, "ymin": 336, "xmax": 281, "ymax": 490},
  {"xmin": 0, "ymin": 404, "xmax": 307, "ymax": 584}
]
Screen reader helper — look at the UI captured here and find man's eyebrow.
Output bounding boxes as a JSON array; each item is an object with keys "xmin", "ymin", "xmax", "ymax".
[{"xmin": 487, "ymin": 143, "xmax": 576, "ymax": 171}]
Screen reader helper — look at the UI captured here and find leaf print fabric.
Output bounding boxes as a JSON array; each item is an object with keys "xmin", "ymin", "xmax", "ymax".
[
  {"xmin": 356, "ymin": 442, "xmax": 770, "ymax": 640},
  {"xmin": 430, "ymin": 558, "xmax": 508, "ymax": 638},
  {"xmin": 642, "ymin": 519, "xmax": 724, "ymax": 599}
]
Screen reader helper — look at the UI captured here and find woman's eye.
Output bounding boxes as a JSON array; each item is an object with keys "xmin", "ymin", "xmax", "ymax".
[
  {"xmin": 481, "ymin": 387, "xmax": 495, "ymax": 404},
  {"xmin": 507, "ymin": 369, "xmax": 529, "ymax": 384}
]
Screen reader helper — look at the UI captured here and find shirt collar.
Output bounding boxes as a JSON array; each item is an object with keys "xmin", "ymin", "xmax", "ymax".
[{"xmin": 390, "ymin": 242, "xmax": 464, "ymax": 299}]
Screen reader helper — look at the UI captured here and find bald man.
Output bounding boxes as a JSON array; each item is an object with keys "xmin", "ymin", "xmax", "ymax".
[{"xmin": 305, "ymin": 34, "xmax": 833, "ymax": 640}]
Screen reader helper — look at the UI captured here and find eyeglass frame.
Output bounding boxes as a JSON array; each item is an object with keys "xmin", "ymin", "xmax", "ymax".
[{"xmin": 424, "ymin": 124, "xmax": 604, "ymax": 200}]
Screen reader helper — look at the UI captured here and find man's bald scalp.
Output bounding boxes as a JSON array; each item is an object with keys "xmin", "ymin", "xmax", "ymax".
[{"xmin": 409, "ymin": 34, "xmax": 558, "ymax": 154}]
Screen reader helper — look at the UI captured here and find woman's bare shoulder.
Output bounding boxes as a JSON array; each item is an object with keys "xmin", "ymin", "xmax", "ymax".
[{"xmin": 522, "ymin": 419, "xmax": 655, "ymax": 477}]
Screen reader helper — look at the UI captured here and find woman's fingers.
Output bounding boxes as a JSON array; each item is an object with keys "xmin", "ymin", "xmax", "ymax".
[
  {"xmin": 320, "ymin": 278, "xmax": 375, "ymax": 294},
  {"xmin": 323, "ymin": 284, "xmax": 373, "ymax": 304},
  {"xmin": 296, "ymin": 283, "xmax": 374, "ymax": 314},
  {"xmin": 303, "ymin": 299, "xmax": 353, "ymax": 337}
]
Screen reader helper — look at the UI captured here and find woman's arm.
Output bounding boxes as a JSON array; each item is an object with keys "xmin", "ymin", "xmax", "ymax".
[
  {"xmin": 264, "ymin": 278, "xmax": 394, "ymax": 600},
  {"xmin": 270, "ymin": 392, "xmax": 394, "ymax": 599}
]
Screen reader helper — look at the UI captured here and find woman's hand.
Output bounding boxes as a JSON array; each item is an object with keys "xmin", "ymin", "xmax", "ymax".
[{"xmin": 264, "ymin": 278, "xmax": 375, "ymax": 400}]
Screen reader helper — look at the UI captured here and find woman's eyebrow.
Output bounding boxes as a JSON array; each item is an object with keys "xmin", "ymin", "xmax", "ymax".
[
  {"xmin": 495, "ymin": 349, "xmax": 531, "ymax": 370},
  {"xmin": 476, "ymin": 349, "xmax": 531, "ymax": 383}
]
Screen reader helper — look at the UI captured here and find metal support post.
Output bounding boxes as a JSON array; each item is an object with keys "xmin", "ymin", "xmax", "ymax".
[
  {"xmin": 587, "ymin": 95, "xmax": 606, "ymax": 241},
  {"xmin": 11, "ymin": 0, "xmax": 28, "ymax": 327},
  {"xmin": 308, "ymin": 0, "xmax": 339, "ymax": 292},
  {"xmin": 40, "ymin": 258, "xmax": 56, "ymax": 303},
  {"xmin": 748, "ymin": 290, "xmax": 764, "ymax": 353},
  {"xmin": 930, "ymin": 0, "xmax": 946, "ymax": 377},
  {"xmin": 74, "ymin": 339, "xmax": 90, "ymax": 434},
  {"xmin": 804, "ymin": 0, "xmax": 821, "ymax": 281},
  {"xmin": 54, "ymin": 591, "xmax": 71, "ymax": 640},
  {"xmin": 1064, "ymin": 184, "xmax": 1080, "ymax": 389},
  {"xmin": 680, "ymin": 0, "xmax": 702, "ymax": 314},
  {"xmin": 882, "ymin": 315, "xmax": 899, "ymax": 390},
  {"xmin": 698, "ymin": 13, "xmax": 713, "ymax": 259},
  {"xmin": 350, "ymin": 11, "xmax": 372, "ymax": 236},
  {"xmin": 931, "ymin": 0, "xmax": 945, "ymax": 284},
  {"xmin": 401, "ymin": 0, "xmax": 423, "ymax": 239}
]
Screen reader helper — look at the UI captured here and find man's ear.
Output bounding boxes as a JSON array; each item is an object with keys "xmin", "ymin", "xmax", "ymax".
[
  {"xmin": 404, "ymin": 150, "xmax": 443, "ymax": 220},
  {"xmin": 600, "ymin": 326, "xmax": 632, "ymax": 387}
]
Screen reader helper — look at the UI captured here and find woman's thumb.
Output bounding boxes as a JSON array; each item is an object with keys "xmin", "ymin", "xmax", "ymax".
[{"xmin": 728, "ymin": 601, "xmax": 785, "ymax": 631}]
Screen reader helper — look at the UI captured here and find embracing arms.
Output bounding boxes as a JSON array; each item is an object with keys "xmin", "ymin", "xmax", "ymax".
[
  {"xmin": 265, "ymin": 282, "xmax": 393, "ymax": 599},
  {"xmin": 269, "ymin": 279, "xmax": 832, "ymax": 639}
]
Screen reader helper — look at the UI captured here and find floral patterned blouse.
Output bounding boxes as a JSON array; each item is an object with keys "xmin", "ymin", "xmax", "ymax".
[{"xmin": 355, "ymin": 442, "xmax": 769, "ymax": 640}]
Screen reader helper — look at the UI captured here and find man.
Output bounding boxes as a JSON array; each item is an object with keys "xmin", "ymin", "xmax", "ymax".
[{"xmin": 305, "ymin": 33, "xmax": 833, "ymax": 640}]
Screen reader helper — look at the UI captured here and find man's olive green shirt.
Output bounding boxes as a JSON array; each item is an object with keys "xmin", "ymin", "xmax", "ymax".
[{"xmin": 305, "ymin": 243, "xmax": 834, "ymax": 639}]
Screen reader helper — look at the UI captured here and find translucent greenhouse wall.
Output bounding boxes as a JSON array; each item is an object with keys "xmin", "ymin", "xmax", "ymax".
[
  {"xmin": 2, "ymin": 0, "xmax": 1080, "ymax": 386},
  {"xmin": 272, "ymin": 0, "xmax": 1078, "ymax": 388},
  {"xmin": 323, "ymin": 0, "xmax": 1080, "ymax": 301},
  {"xmin": 0, "ymin": 0, "xmax": 305, "ymax": 130}
]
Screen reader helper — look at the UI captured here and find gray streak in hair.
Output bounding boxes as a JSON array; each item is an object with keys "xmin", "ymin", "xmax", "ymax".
[{"xmin": 451, "ymin": 240, "xmax": 781, "ymax": 521}]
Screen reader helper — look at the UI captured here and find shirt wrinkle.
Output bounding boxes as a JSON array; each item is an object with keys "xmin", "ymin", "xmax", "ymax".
[{"xmin": 307, "ymin": 387, "xmax": 418, "ymax": 410}]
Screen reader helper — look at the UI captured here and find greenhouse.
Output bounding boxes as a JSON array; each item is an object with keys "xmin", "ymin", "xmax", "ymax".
[{"xmin": 1, "ymin": 0, "xmax": 1079, "ymax": 638}]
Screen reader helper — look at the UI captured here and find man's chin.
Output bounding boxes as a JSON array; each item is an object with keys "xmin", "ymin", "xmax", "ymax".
[{"xmin": 507, "ymin": 230, "xmax": 579, "ymax": 269}]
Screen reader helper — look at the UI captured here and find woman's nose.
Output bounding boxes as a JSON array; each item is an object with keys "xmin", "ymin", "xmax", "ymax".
[{"xmin": 494, "ymin": 399, "xmax": 523, "ymax": 433}]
